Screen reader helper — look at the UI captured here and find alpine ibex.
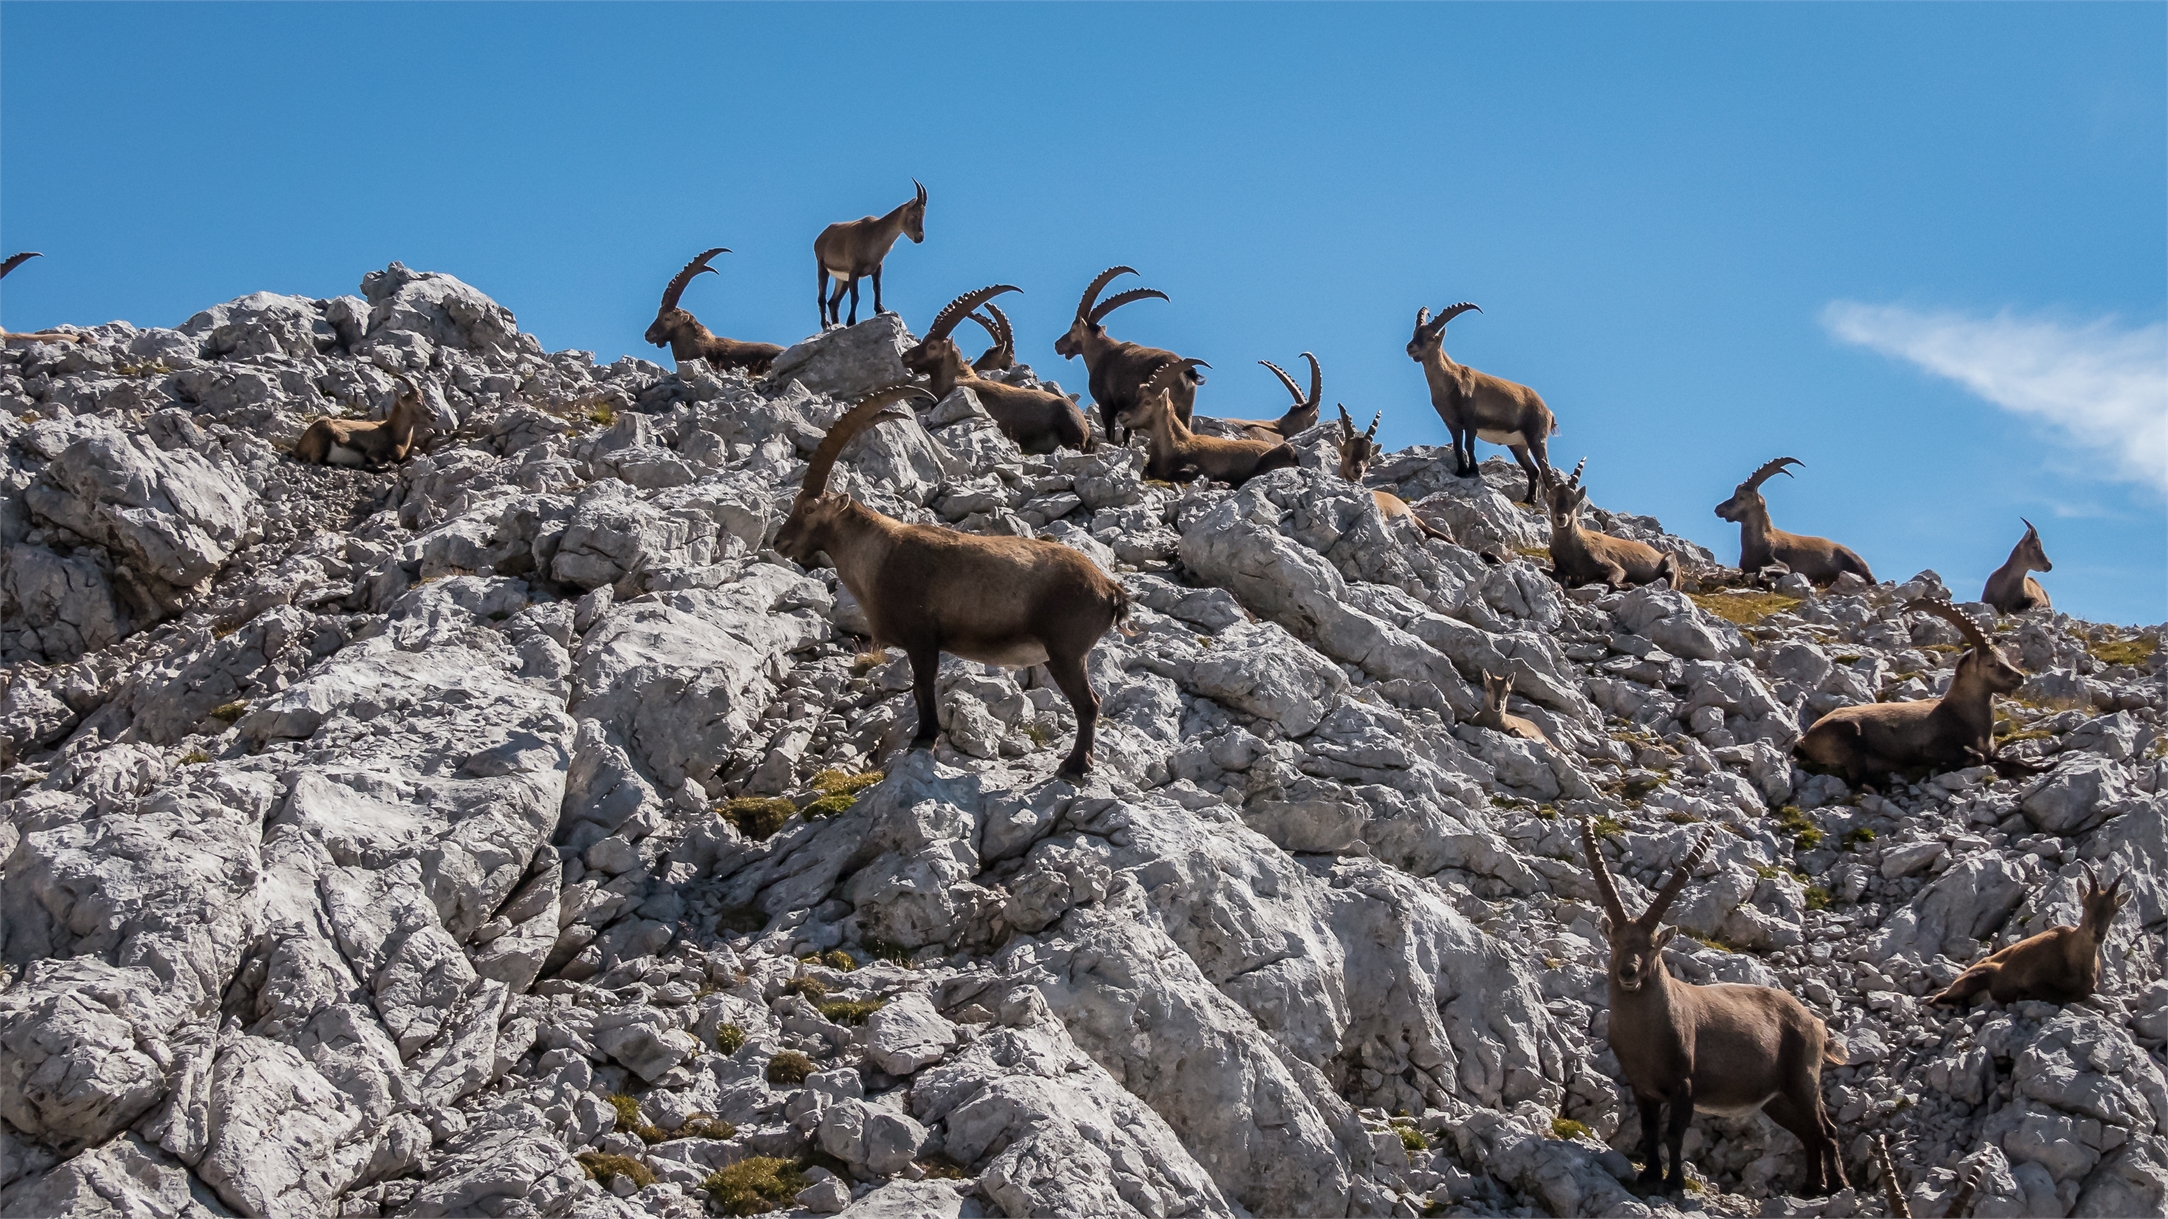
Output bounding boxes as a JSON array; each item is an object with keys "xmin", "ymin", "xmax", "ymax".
[
  {"xmin": 1930, "ymin": 866, "xmax": 2126, "ymax": 1006},
  {"xmin": 1223, "ymin": 353, "xmax": 1321, "ymax": 441},
  {"xmin": 1795, "ymin": 599, "xmax": 2050, "ymax": 784},
  {"xmin": 1582, "ymin": 821, "xmax": 1847, "ymax": 1196},
  {"xmin": 644, "ymin": 248, "xmax": 784, "ymax": 375},
  {"xmin": 901, "ymin": 285, "xmax": 1092, "ymax": 454},
  {"xmin": 772, "ymin": 385, "xmax": 1131, "ymax": 777},
  {"xmin": 1118, "ymin": 359, "xmax": 1296, "ymax": 487},
  {"xmin": 1713, "ymin": 457, "xmax": 1874, "ymax": 585},
  {"xmin": 1470, "ymin": 671, "xmax": 1548, "ymax": 745},
  {"xmin": 294, "ymin": 377, "xmax": 430, "ymax": 468},
  {"xmin": 1405, "ymin": 302, "xmax": 1555, "ymax": 504},
  {"xmin": 814, "ymin": 180, "xmax": 927, "ymax": 329},
  {"xmin": 1054, "ymin": 266, "xmax": 1192, "ymax": 442},
  {"xmin": 1336, "ymin": 406, "xmax": 1453, "ymax": 543},
  {"xmin": 1982, "ymin": 519, "xmax": 2051, "ymax": 614},
  {"xmin": 0, "ymin": 253, "xmax": 90, "ymax": 345},
  {"xmin": 967, "ymin": 302, "xmax": 1014, "ymax": 372},
  {"xmin": 1545, "ymin": 459, "xmax": 1680, "ymax": 590}
]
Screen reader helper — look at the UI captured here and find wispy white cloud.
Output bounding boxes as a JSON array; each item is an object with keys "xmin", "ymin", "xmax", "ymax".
[{"xmin": 1820, "ymin": 302, "xmax": 2168, "ymax": 495}]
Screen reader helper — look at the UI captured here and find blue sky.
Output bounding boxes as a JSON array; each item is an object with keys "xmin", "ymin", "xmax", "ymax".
[{"xmin": 4, "ymin": 3, "xmax": 2163, "ymax": 624}]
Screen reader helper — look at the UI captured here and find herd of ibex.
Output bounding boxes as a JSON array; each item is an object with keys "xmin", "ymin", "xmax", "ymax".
[{"xmin": 3, "ymin": 193, "xmax": 2119, "ymax": 1209}]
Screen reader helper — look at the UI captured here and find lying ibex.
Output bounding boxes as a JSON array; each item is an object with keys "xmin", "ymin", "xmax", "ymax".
[
  {"xmin": 644, "ymin": 248, "xmax": 784, "ymax": 375},
  {"xmin": 967, "ymin": 302, "xmax": 1014, "ymax": 372},
  {"xmin": 0, "ymin": 253, "xmax": 90, "ymax": 345},
  {"xmin": 1982, "ymin": 519, "xmax": 2051, "ymax": 614},
  {"xmin": 1118, "ymin": 359, "xmax": 1296, "ymax": 487},
  {"xmin": 1405, "ymin": 302, "xmax": 1555, "ymax": 503},
  {"xmin": 294, "ymin": 378, "xmax": 430, "ymax": 468},
  {"xmin": 815, "ymin": 180, "xmax": 927, "ymax": 329},
  {"xmin": 1223, "ymin": 353, "xmax": 1321, "ymax": 440},
  {"xmin": 1930, "ymin": 866, "xmax": 2126, "ymax": 1007},
  {"xmin": 1582, "ymin": 821, "xmax": 1847, "ymax": 1196},
  {"xmin": 1795, "ymin": 599, "xmax": 2050, "ymax": 784},
  {"xmin": 1336, "ymin": 406, "xmax": 1452, "ymax": 542},
  {"xmin": 1054, "ymin": 266, "xmax": 1192, "ymax": 442},
  {"xmin": 1470, "ymin": 671, "xmax": 1548, "ymax": 744},
  {"xmin": 1545, "ymin": 459, "xmax": 1680, "ymax": 590},
  {"xmin": 1713, "ymin": 457, "xmax": 1874, "ymax": 585},
  {"xmin": 772, "ymin": 384, "xmax": 1131, "ymax": 777},
  {"xmin": 901, "ymin": 285, "xmax": 1092, "ymax": 454}
]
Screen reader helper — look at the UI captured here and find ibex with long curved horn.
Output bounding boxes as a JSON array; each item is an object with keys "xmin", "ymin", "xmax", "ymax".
[
  {"xmin": 1982, "ymin": 519, "xmax": 2051, "ymax": 613},
  {"xmin": 1873, "ymin": 1135, "xmax": 1912, "ymax": 1218},
  {"xmin": 1795, "ymin": 600, "xmax": 2050, "ymax": 784},
  {"xmin": 1545, "ymin": 459, "xmax": 1680, "ymax": 590},
  {"xmin": 1053, "ymin": 266, "xmax": 1194, "ymax": 443},
  {"xmin": 644, "ymin": 248, "xmax": 784, "ymax": 375},
  {"xmin": 1405, "ymin": 302, "xmax": 1556, "ymax": 504},
  {"xmin": 967, "ymin": 302, "xmax": 1015, "ymax": 372},
  {"xmin": 1931, "ymin": 866, "xmax": 2126, "ymax": 1007},
  {"xmin": 1713, "ymin": 457, "xmax": 1873, "ymax": 585},
  {"xmin": 1336, "ymin": 406, "xmax": 1453, "ymax": 543},
  {"xmin": 0, "ymin": 253, "xmax": 91, "ymax": 345},
  {"xmin": 815, "ymin": 180, "xmax": 927, "ymax": 329},
  {"xmin": 1118, "ymin": 359, "xmax": 1295, "ymax": 487},
  {"xmin": 1222, "ymin": 353, "xmax": 1322, "ymax": 441},
  {"xmin": 294, "ymin": 377, "xmax": 430, "ymax": 468},
  {"xmin": 772, "ymin": 385, "xmax": 1131, "ymax": 777},
  {"xmin": 901, "ymin": 285, "xmax": 1092, "ymax": 454},
  {"xmin": 1582, "ymin": 820, "xmax": 1848, "ymax": 1197}
]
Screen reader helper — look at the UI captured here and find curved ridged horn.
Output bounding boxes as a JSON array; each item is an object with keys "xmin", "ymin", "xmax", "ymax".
[
  {"xmin": 0, "ymin": 252, "xmax": 42, "ymax": 280},
  {"xmin": 1908, "ymin": 599, "xmax": 1992, "ymax": 656},
  {"xmin": 1299, "ymin": 352, "xmax": 1322, "ymax": 408},
  {"xmin": 1260, "ymin": 359, "xmax": 1304, "ymax": 405},
  {"xmin": 1873, "ymin": 1136, "xmax": 1911, "ymax": 1219},
  {"xmin": 1744, "ymin": 456, "xmax": 1803, "ymax": 489},
  {"xmin": 967, "ymin": 312, "xmax": 1002, "ymax": 346},
  {"xmin": 1364, "ymin": 411, "xmax": 1381, "ymax": 442},
  {"xmin": 798, "ymin": 384, "xmax": 935, "ymax": 503},
  {"xmin": 1413, "ymin": 306, "xmax": 1431, "ymax": 332},
  {"xmin": 985, "ymin": 301, "xmax": 1015, "ymax": 351},
  {"xmin": 1076, "ymin": 266, "xmax": 1136, "ymax": 320},
  {"xmin": 1643, "ymin": 830, "xmax": 1716, "ymax": 925},
  {"xmin": 1142, "ymin": 357, "xmax": 1210, "ymax": 399},
  {"xmin": 1568, "ymin": 457, "xmax": 1588, "ymax": 490},
  {"xmin": 1337, "ymin": 403, "xmax": 1357, "ymax": 440},
  {"xmin": 660, "ymin": 248, "xmax": 727, "ymax": 314},
  {"xmin": 927, "ymin": 284, "xmax": 1019, "ymax": 342},
  {"xmin": 913, "ymin": 178, "xmax": 927, "ymax": 205},
  {"xmin": 1434, "ymin": 302, "xmax": 1482, "ymax": 328},
  {"xmin": 1579, "ymin": 819, "xmax": 1631, "ymax": 927},
  {"xmin": 1945, "ymin": 1160, "xmax": 1981, "ymax": 1219},
  {"xmin": 1089, "ymin": 287, "xmax": 1169, "ymax": 325},
  {"xmin": 2020, "ymin": 516, "xmax": 2038, "ymax": 537}
]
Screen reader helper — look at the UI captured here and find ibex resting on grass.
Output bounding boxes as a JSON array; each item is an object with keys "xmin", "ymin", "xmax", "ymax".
[
  {"xmin": 1336, "ymin": 406, "xmax": 1453, "ymax": 543},
  {"xmin": 902, "ymin": 285, "xmax": 1092, "ymax": 454},
  {"xmin": 815, "ymin": 180, "xmax": 927, "ymax": 329},
  {"xmin": 1545, "ymin": 459, "xmax": 1680, "ymax": 590},
  {"xmin": 1713, "ymin": 457, "xmax": 1873, "ymax": 585},
  {"xmin": 294, "ymin": 378, "xmax": 430, "ymax": 469},
  {"xmin": 773, "ymin": 385, "xmax": 1132, "ymax": 777},
  {"xmin": 0, "ymin": 253, "xmax": 90, "ymax": 345},
  {"xmin": 1982, "ymin": 519, "xmax": 2051, "ymax": 614},
  {"xmin": 1222, "ymin": 353, "xmax": 1321, "ymax": 441},
  {"xmin": 1118, "ymin": 359, "xmax": 1296, "ymax": 487},
  {"xmin": 1582, "ymin": 821, "xmax": 1848, "ymax": 1197},
  {"xmin": 1930, "ymin": 866, "xmax": 2125, "ymax": 1007},
  {"xmin": 644, "ymin": 248, "xmax": 784, "ymax": 375},
  {"xmin": 1055, "ymin": 266, "xmax": 1191, "ymax": 443},
  {"xmin": 1405, "ymin": 302, "xmax": 1555, "ymax": 504}
]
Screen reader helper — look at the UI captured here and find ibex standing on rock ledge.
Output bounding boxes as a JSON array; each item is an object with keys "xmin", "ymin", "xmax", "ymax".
[
  {"xmin": 644, "ymin": 248, "xmax": 784, "ymax": 375},
  {"xmin": 1713, "ymin": 457, "xmax": 1873, "ymax": 585},
  {"xmin": 1982, "ymin": 519, "xmax": 2052, "ymax": 614},
  {"xmin": 815, "ymin": 180, "xmax": 927, "ymax": 329},
  {"xmin": 1405, "ymin": 302, "xmax": 1556, "ymax": 504}
]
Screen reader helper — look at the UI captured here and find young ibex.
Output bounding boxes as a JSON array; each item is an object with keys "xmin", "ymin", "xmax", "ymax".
[
  {"xmin": 967, "ymin": 302, "xmax": 1015, "ymax": 372},
  {"xmin": 1582, "ymin": 821, "xmax": 1847, "ymax": 1197},
  {"xmin": 294, "ymin": 377, "xmax": 430, "ymax": 468},
  {"xmin": 1713, "ymin": 457, "xmax": 1874, "ymax": 585},
  {"xmin": 1054, "ymin": 266, "xmax": 1192, "ymax": 442},
  {"xmin": 1336, "ymin": 406, "xmax": 1453, "ymax": 543},
  {"xmin": 1118, "ymin": 359, "xmax": 1296, "ymax": 487},
  {"xmin": 772, "ymin": 384, "xmax": 1132, "ymax": 777},
  {"xmin": 901, "ymin": 285, "xmax": 1092, "ymax": 454},
  {"xmin": 644, "ymin": 248, "xmax": 784, "ymax": 375},
  {"xmin": 1794, "ymin": 599, "xmax": 2049, "ymax": 784},
  {"xmin": 1930, "ymin": 866, "xmax": 2126, "ymax": 1007},
  {"xmin": 1982, "ymin": 519, "xmax": 2051, "ymax": 614},
  {"xmin": 1224, "ymin": 353, "xmax": 1322, "ymax": 441},
  {"xmin": 1545, "ymin": 459, "xmax": 1680, "ymax": 590},
  {"xmin": 1471, "ymin": 671, "xmax": 1549, "ymax": 745},
  {"xmin": 814, "ymin": 180, "xmax": 927, "ymax": 329},
  {"xmin": 0, "ymin": 253, "xmax": 90, "ymax": 345},
  {"xmin": 1405, "ymin": 302, "xmax": 1555, "ymax": 504}
]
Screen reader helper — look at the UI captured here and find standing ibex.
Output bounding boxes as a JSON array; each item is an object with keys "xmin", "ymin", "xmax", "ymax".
[
  {"xmin": 1337, "ymin": 406, "xmax": 1453, "ymax": 543},
  {"xmin": 644, "ymin": 248, "xmax": 784, "ymax": 375},
  {"xmin": 1582, "ymin": 821, "xmax": 1848, "ymax": 1197},
  {"xmin": 772, "ymin": 385, "xmax": 1131, "ymax": 777},
  {"xmin": 0, "ymin": 253, "xmax": 90, "ymax": 345},
  {"xmin": 294, "ymin": 377, "xmax": 430, "ymax": 468},
  {"xmin": 1470, "ymin": 671, "xmax": 1548, "ymax": 744},
  {"xmin": 1796, "ymin": 599, "xmax": 2052, "ymax": 784},
  {"xmin": 1545, "ymin": 459, "xmax": 1680, "ymax": 590},
  {"xmin": 1713, "ymin": 457, "xmax": 1874, "ymax": 585},
  {"xmin": 1982, "ymin": 519, "xmax": 2051, "ymax": 614},
  {"xmin": 967, "ymin": 302, "xmax": 1015, "ymax": 372},
  {"xmin": 1222, "ymin": 354, "xmax": 1322, "ymax": 441},
  {"xmin": 1405, "ymin": 302, "xmax": 1555, "ymax": 504},
  {"xmin": 901, "ymin": 285, "xmax": 1092, "ymax": 454},
  {"xmin": 1930, "ymin": 867, "xmax": 2126, "ymax": 1007},
  {"xmin": 1054, "ymin": 266, "xmax": 1192, "ymax": 443},
  {"xmin": 1118, "ymin": 359, "xmax": 1296, "ymax": 487},
  {"xmin": 814, "ymin": 180, "xmax": 927, "ymax": 329}
]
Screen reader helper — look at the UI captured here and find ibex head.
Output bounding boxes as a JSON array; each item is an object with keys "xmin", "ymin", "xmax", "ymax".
[
  {"xmin": 646, "ymin": 248, "xmax": 726, "ymax": 348},
  {"xmin": 1405, "ymin": 302, "xmax": 1480, "ymax": 361},
  {"xmin": 1056, "ymin": 266, "xmax": 1168, "ymax": 359},
  {"xmin": 2078, "ymin": 866, "xmax": 2129, "ymax": 942},
  {"xmin": 1336, "ymin": 405, "xmax": 1381, "ymax": 481},
  {"xmin": 902, "ymin": 284, "xmax": 1019, "ymax": 380},
  {"xmin": 1582, "ymin": 820, "xmax": 1716, "ymax": 993},
  {"xmin": 1481, "ymin": 670, "xmax": 1516, "ymax": 717},
  {"xmin": 1714, "ymin": 456, "xmax": 1800, "ymax": 524},
  {"xmin": 2016, "ymin": 518, "xmax": 2053, "ymax": 573},
  {"xmin": 1910, "ymin": 599, "xmax": 2026, "ymax": 695},
  {"xmin": 1116, "ymin": 358, "xmax": 1208, "ymax": 432},
  {"xmin": 773, "ymin": 384, "xmax": 934, "ymax": 561},
  {"xmin": 902, "ymin": 179, "xmax": 929, "ymax": 243},
  {"xmin": 1545, "ymin": 458, "xmax": 1591, "ymax": 531}
]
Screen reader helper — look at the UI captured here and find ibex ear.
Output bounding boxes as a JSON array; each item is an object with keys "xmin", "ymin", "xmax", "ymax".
[
  {"xmin": 1596, "ymin": 914, "xmax": 1615, "ymax": 940},
  {"xmin": 1652, "ymin": 924, "xmax": 1680, "ymax": 950}
]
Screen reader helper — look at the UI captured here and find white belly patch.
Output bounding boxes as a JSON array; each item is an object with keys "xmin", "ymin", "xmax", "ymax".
[
  {"xmin": 825, "ymin": 265, "xmax": 856, "ymax": 282},
  {"xmin": 1475, "ymin": 429, "xmax": 1526, "ymax": 446},
  {"xmin": 327, "ymin": 443, "xmax": 367, "ymax": 467}
]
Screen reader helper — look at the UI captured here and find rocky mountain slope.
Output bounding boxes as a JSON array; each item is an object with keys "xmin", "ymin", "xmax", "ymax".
[{"xmin": 1, "ymin": 264, "xmax": 2163, "ymax": 1219}]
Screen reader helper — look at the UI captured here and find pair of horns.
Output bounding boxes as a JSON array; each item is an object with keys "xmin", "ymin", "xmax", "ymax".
[
  {"xmin": 797, "ymin": 384, "xmax": 936, "ymax": 504},
  {"xmin": 1743, "ymin": 455, "xmax": 1802, "ymax": 490},
  {"xmin": 912, "ymin": 178, "xmax": 927, "ymax": 205},
  {"xmin": 1581, "ymin": 819, "xmax": 1716, "ymax": 930},
  {"xmin": 1075, "ymin": 266, "xmax": 1169, "ymax": 324},
  {"xmin": 659, "ymin": 247, "xmax": 729, "ymax": 314},
  {"xmin": 1260, "ymin": 352, "xmax": 1321, "ymax": 409},
  {"xmin": 1336, "ymin": 404, "xmax": 1380, "ymax": 443},
  {"xmin": 1413, "ymin": 301, "xmax": 1481, "ymax": 335},
  {"xmin": 2080, "ymin": 864, "xmax": 2125, "ymax": 902},
  {"xmin": 0, "ymin": 252, "xmax": 42, "ymax": 281},
  {"xmin": 926, "ymin": 284, "xmax": 1020, "ymax": 342},
  {"xmin": 969, "ymin": 304, "xmax": 1013, "ymax": 350}
]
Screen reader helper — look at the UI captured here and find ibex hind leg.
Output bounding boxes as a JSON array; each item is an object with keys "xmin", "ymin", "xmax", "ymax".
[
  {"xmin": 825, "ymin": 279, "xmax": 851, "ymax": 330},
  {"xmin": 1045, "ymin": 651, "xmax": 1099, "ymax": 779},
  {"xmin": 905, "ymin": 645, "xmax": 942, "ymax": 751},
  {"xmin": 1763, "ymin": 1091, "xmax": 1844, "ymax": 1196},
  {"xmin": 1508, "ymin": 441, "xmax": 1546, "ymax": 506}
]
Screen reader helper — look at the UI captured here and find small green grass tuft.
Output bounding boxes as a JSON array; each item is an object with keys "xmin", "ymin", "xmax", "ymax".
[
  {"xmin": 676, "ymin": 1114, "xmax": 736, "ymax": 1141},
  {"xmin": 1396, "ymin": 1125, "xmax": 1429, "ymax": 1152},
  {"xmin": 803, "ymin": 794, "xmax": 857, "ymax": 819},
  {"xmin": 699, "ymin": 1156, "xmax": 807, "ymax": 1216},
  {"xmin": 1590, "ymin": 814, "xmax": 1628, "ymax": 841},
  {"xmin": 817, "ymin": 998, "xmax": 887, "ymax": 1026},
  {"xmin": 2089, "ymin": 636, "xmax": 2156, "ymax": 668},
  {"xmin": 587, "ymin": 401, "xmax": 617, "ymax": 426},
  {"xmin": 820, "ymin": 949, "xmax": 855, "ymax": 971},
  {"xmin": 180, "ymin": 749, "xmax": 212, "ymax": 765},
  {"xmin": 861, "ymin": 937, "xmax": 917, "ymax": 968},
  {"xmin": 765, "ymin": 1051, "xmax": 814, "ymax": 1086},
  {"xmin": 576, "ymin": 1151, "xmax": 655, "ymax": 1190},
  {"xmin": 1534, "ymin": 803, "xmax": 1558, "ymax": 820},
  {"xmin": 608, "ymin": 1093, "xmax": 642, "ymax": 1130},
  {"xmin": 1665, "ymin": 811, "xmax": 1703, "ymax": 825},
  {"xmin": 1551, "ymin": 1116, "xmax": 1593, "ymax": 1141},
  {"xmin": 210, "ymin": 700, "xmax": 248, "ymax": 723},
  {"xmin": 1841, "ymin": 827, "xmax": 1876, "ymax": 851},
  {"xmin": 722, "ymin": 797, "xmax": 795, "ymax": 840},
  {"xmin": 811, "ymin": 768, "xmax": 884, "ymax": 798},
  {"xmin": 1022, "ymin": 722, "xmax": 1052, "ymax": 747},
  {"xmin": 918, "ymin": 1154, "xmax": 968, "ymax": 1180},
  {"xmin": 1773, "ymin": 805, "xmax": 1825, "ymax": 850},
  {"xmin": 1752, "ymin": 864, "xmax": 1780, "ymax": 880},
  {"xmin": 1515, "ymin": 545, "xmax": 1553, "ymax": 563},
  {"xmin": 780, "ymin": 976, "xmax": 827, "ymax": 1001},
  {"xmin": 1689, "ymin": 590, "xmax": 1802, "ymax": 626},
  {"xmin": 715, "ymin": 1023, "xmax": 747, "ymax": 1054},
  {"xmin": 1803, "ymin": 885, "xmax": 1832, "ymax": 911}
]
